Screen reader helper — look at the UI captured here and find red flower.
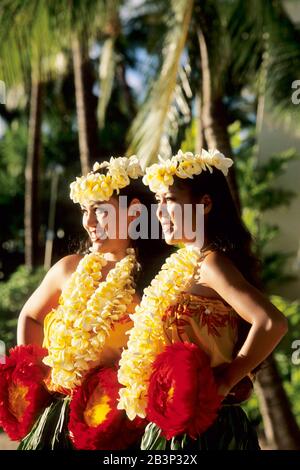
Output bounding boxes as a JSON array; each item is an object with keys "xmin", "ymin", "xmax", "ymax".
[
  {"xmin": 68, "ymin": 367, "xmax": 145, "ymax": 450},
  {"xmin": 0, "ymin": 344, "xmax": 52, "ymax": 441},
  {"xmin": 146, "ymin": 342, "xmax": 222, "ymax": 440}
]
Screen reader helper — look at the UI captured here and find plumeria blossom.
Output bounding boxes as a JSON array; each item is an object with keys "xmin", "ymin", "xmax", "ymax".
[
  {"xmin": 70, "ymin": 155, "xmax": 143, "ymax": 205},
  {"xmin": 200, "ymin": 149, "xmax": 233, "ymax": 176}
]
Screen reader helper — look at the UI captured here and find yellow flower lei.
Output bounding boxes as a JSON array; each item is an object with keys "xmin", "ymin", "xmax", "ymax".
[
  {"xmin": 117, "ymin": 246, "xmax": 201, "ymax": 420},
  {"xmin": 70, "ymin": 156, "xmax": 143, "ymax": 205},
  {"xmin": 43, "ymin": 249, "xmax": 137, "ymax": 390},
  {"xmin": 142, "ymin": 149, "xmax": 234, "ymax": 193}
]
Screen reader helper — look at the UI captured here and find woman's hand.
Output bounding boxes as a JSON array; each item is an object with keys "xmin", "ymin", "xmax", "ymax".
[{"xmin": 213, "ymin": 364, "xmax": 254, "ymax": 403}]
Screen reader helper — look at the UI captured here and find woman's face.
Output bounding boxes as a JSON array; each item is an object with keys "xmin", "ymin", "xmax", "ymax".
[
  {"xmin": 155, "ymin": 185, "xmax": 211, "ymax": 246},
  {"xmin": 81, "ymin": 196, "xmax": 140, "ymax": 254}
]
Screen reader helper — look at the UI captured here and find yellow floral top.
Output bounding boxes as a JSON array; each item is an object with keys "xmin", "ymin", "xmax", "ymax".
[
  {"xmin": 162, "ymin": 292, "xmax": 239, "ymax": 367},
  {"xmin": 43, "ymin": 303, "xmax": 136, "ymax": 393}
]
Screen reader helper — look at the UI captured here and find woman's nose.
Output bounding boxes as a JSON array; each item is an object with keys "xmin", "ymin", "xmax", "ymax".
[
  {"xmin": 156, "ymin": 202, "xmax": 168, "ymax": 220},
  {"xmin": 86, "ymin": 210, "xmax": 97, "ymax": 228}
]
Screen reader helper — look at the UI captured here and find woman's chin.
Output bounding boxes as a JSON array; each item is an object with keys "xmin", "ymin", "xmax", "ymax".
[
  {"xmin": 90, "ymin": 239, "xmax": 105, "ymax": 252},
  {"xmin": 163, "ymin": 231, "xmax": 179, "ymax": 245}
]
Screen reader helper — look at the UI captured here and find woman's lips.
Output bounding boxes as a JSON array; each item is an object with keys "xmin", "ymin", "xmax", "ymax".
[
  {"xmin": 91, "ymin": 236, "xmax": 101, "ymax": 241},
  {"xmin": 90, "ymin": 228, "xmax": 107, "ymax": 241},
  {"xmin": 161, "ymin": 223, "xmax": 174, "ymax": 233}
]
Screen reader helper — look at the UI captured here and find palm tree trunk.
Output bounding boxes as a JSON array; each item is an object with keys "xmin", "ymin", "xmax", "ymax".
[
  {"xmin": 197, "ymin": 27, "xmax": 241, "ymax": 214},
  {"xmin": 72, "ymin": 34, "xmax": 99, "ymax": 175},
  {"xmin": 194, "ymin": 92, "xmax": 203, "ymax": 153},
  {"xmin": 24, "ymin": 75, "xmax": 43, "ymax": 269},
  {"xmin": 255, "ymin": 355, "xmax": 300, "ymax": 450}
]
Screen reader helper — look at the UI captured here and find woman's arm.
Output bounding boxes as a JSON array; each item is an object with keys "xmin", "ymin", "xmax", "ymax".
[
  {"xmin": 17, "ymin": 255, "xmax": 81, "ymax": 346},
  {"xmin": 198, "ymin": 252, "xmax": 288, "ymax": 395}
]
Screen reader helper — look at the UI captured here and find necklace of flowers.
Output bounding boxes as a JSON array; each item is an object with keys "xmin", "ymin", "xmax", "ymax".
[
  {"xmin": 43, "ymin": 248, "xmax": 137, "ymax": 391},
  {"xmin": 117, "ymin": 245, "xmax": 201, "ymax": 420}
]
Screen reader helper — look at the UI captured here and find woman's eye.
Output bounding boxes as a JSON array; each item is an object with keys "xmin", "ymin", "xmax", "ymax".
[
  {"xmin": 96, "ymin": 208, "xmax": 107, "ymax": 217},
  {"xmin": 80, "ymin": 208, "xmax": 87, "ymax": 215}
]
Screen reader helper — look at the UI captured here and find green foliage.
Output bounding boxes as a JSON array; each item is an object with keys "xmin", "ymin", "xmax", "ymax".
[
  {"xmin": 237, "ymin": 147, "xmax": 298, "ymax": 212},
  {"xmin": 181, "ymin": 119, "xmax": 197, "ymax": 153},
  {"xmin": 229, "ymin": 120, "xmax": 299, "ymax": 290},
  {"xmin": 0, "ymin": 265, "xmax": 45, "ymax": 348},
  {"xmin": 0, "ymin": 118, "xmax": 27, "ymax": 204}
]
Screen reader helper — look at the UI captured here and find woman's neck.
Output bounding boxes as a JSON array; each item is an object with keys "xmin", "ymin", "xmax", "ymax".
[
  {"xmin": 184, "ymin": 235, "xmax": 211, "ymax": 253},
  {"xmin": 103, "ymin": 249, "xmax": 129, "ymax": 263}
]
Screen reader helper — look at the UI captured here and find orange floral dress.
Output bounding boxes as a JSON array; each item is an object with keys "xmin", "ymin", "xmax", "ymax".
[{"xmin": 162, "ymin": 292, "xmax": 239, "ymax": 368}]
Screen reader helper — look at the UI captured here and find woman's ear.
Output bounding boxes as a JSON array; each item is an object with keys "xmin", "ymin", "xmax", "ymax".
[{"xmin": 201, "ymin": 194, "xmax": 212, "ymax": 215}]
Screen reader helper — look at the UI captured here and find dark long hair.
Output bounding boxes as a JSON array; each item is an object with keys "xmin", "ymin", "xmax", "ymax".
[
  {"xmin": 174, "ymin": 169, "xmax": 263, "ymax": 359},
  {"xmin": 78, "ymin": 170, "xmax": 173, "ymax": 296}
]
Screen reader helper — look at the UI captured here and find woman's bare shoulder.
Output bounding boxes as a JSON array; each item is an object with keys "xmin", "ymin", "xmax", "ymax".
[
  {"xmin": 57, "ymin": 253, "xmax": 83, "ymax": 272},
  {"xmin": 197, "ymin": 250, "xmax": 241, "ymax": 284},
  {"xmin": 48, "ymin": 254, "xmax": 83, "ymax": 285}
]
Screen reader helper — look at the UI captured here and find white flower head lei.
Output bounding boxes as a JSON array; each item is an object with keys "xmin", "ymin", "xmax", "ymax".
[
  {"xmin": 142, "ymin": 148, "xmax": 234, "ymax": 193},
  {"xmin": 70, "ymin": 155, "xmax": 144, "ymax": 205}
]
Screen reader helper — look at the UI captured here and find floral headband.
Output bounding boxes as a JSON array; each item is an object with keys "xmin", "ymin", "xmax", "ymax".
[
  {"xmin": 70, "ymin": 155, "xmax": 143, "ymax": 204},
  {"xmin": 142, "ymin": 149, "xmax": 234, "ymax": 193}
]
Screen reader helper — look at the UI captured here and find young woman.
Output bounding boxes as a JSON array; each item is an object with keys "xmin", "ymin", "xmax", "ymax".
[
  {"xmin": 117, "ymin": 149, "xmax": 288, "ymax": 450},
  {"xmin": 12, "ymin": 156, "xmax": 170, "ymax": 450}
]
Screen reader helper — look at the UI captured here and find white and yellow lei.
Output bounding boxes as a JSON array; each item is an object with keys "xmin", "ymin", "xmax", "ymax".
[
  {"xmin": 70, "ymin": 155, "xmax": 143, "ymax": 205},
  {"xmin": 142, "ymin": 149, "xmax": 234, "ymax": 193},
  {"xmin": 117, "ymin": 246, "xmax": 201, "ymax": 420},
  {"xmin": 43, "ymin": 249, "xmax": 137, "ymax": 390}
]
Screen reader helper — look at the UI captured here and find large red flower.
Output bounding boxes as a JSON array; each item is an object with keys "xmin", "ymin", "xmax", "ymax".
[
  {"xmin": 146, "ymin": 342, "xmax": 222, "ymax": 440},
  {"xmin": 0, "ymin": 344, "xmax": 52, "ymax": 441},
  {"xmin": 68, "ymin": 367, "xmax": 145, "ymax": 450}
]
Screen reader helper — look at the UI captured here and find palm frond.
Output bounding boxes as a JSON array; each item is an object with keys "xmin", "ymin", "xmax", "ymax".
[
  {"xmin": 0, "ymin": 0, "xmax": 107, "ymax": 86},
  {"xmin": 127, "ymin": 0, "xmax": 194, "ymax": 168},
  {"xmin": 228, "ymin": 0, "xmax": 300, "ymax": 124}
]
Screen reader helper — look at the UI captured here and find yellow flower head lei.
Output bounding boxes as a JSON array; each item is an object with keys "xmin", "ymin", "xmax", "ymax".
[
  {"xmin": 43, "ymin": 156, "xmax": 143, "ymax": 390},
  {"xmin": 142, "ymin": 149, "xmax": 234, "ymax": 193},
  {"xmin": 70, "ymin": 155, "xmax": 143, "ymax": 205},
  {"xmin": 117, "ymin": 246, "xmax": 201, "ymax": 420}
]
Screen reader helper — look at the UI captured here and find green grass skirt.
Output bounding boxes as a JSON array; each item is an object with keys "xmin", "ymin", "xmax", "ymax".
[
  {"xmin": 141, "ymin": 405, "xmax": 261, "ymax": 450},
  {"xmin": 18, "ymin": 396, "xmax": 73, "ymax": 450}
]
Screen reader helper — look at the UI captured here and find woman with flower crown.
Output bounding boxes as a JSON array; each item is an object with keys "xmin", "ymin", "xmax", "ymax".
[
  {"xmin": 117, "ymin": 149, "xmax": 288, "ymax": 450},
  {"xmin": 0, "ymin": 156, "xmax": 170, "ymax": 450}
]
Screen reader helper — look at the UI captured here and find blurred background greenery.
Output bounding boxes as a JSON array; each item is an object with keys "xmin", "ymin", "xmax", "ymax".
[{"xmin": 1, "ymin": 0, "xmax": 300, "ymax": 450}]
